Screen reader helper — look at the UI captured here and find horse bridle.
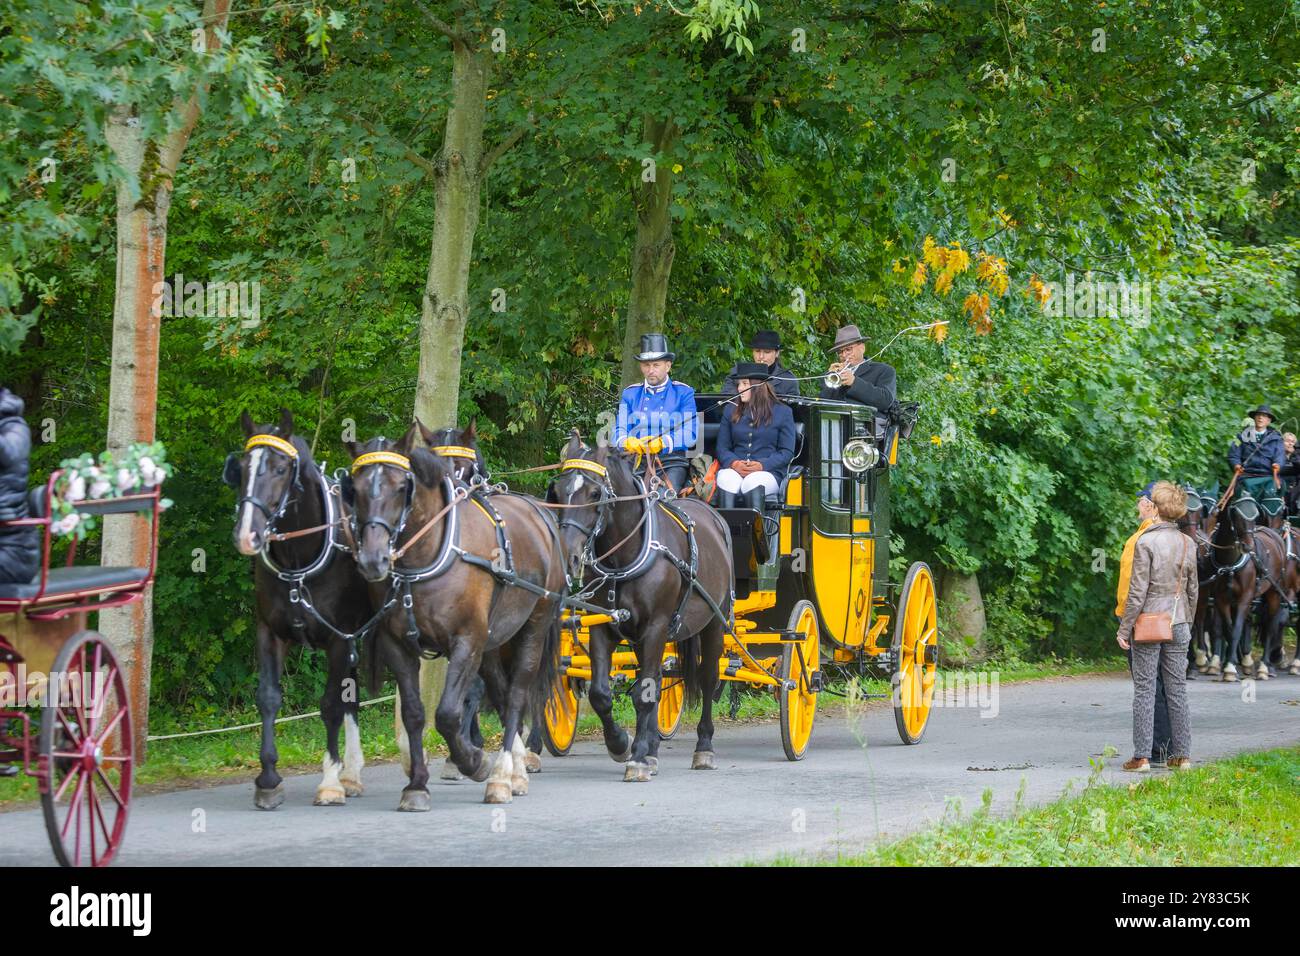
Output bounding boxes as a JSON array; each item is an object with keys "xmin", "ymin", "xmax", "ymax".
[
  {"xmin": 350, "ymin": 449, "xmax": 416, "ymax": 558},
  {"xmin": 230, "ymin": 434, "xmax": 302, "ymax": 537},
  {"xmin": 551, "ymin": 457, "xmax": 617, "ymax": 554}
]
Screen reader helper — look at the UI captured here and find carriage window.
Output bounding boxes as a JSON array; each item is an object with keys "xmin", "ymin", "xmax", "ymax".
[{"xmin": 820, "ymin": 417, "xmax": 850, "ymax": 509}]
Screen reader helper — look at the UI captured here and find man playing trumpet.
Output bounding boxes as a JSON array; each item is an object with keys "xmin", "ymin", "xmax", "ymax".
[{"xmin": 819, "ymin": 323, "xmax": 897, "ymax": 411}]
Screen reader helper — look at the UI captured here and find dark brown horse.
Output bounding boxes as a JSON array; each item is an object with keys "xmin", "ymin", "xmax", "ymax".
[
  {"xmin": 224, "ymin": 409, "xmax": 374, "ymax": 809},
  {"xmin": 345, "ymin": 424, "xmax": 564, "ymax": 808},
  {"xmin": 546, "ymin": 433, "xmax": 733, "ymax": 781},
  {"xmin": 416, "ymin": 420, "xmax": 545, "ymax": 780},
  {"xmin": 1206, "ymin": 492, "xmax": 1285, "ymax": 682},
  {"xmin": 1177, "ymin": 486, "xmax": 1214, "ymax": 675}
]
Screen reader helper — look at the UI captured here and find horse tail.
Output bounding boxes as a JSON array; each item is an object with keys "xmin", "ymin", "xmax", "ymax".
[
  {"xmin": 364, "ymin": 626, "xmax": 385, "ymax": 698},
  {"xmin": 677, "ymin": 628, "xmax": 702, "ymax": 712},
  {"xmin": 527, "ymin": 599, "xmax": 564, "ymax": 739}
]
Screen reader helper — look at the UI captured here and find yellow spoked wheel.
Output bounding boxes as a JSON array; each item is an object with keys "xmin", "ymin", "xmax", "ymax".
[
  {"xmin": 779, "ymin": 600, "xmax": 820, "ymax": 761},
  {"xmin": 657, "ymin": 646, "xmax": 686, "ymax": 739},
  {"xmin": 542, "ymin": 672, "xmax": 580, "ymax": 757},
  {"xmin": 892, "ymin": 562, "xmax": 938, "ymax": 745}
]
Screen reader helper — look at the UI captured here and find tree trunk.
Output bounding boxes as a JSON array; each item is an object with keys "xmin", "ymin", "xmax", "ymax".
[
  {"xmin": 99, "ymin": 1, "xmax": 231, "ymax": 760},
  {"xmin": 942, "ymin": 568, "xmax": 987, "ymax": 663},
  {"xmin": 619, "ymin": 115, "xmax": 678, "ymax": 387},
  {"xmin": 413, "ymin": 38, "xmax": 489, "ymax": 429},
  {"xmin": 408, "ymin": 35, "xmax": 492, "ymax": 751}
]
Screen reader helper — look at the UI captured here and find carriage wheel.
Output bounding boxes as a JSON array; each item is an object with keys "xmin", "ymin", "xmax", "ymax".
[
  {"xmin": 39, "ymin": 631, "xmax": 133, "ymax": 867},
  {"xmin": 892, "ymin": 562, "xmax": 938, "ymax": 745},
  {"xmin": 779, "ymin": 600, "xmax": 820, "ymax": 761},
  {"xmin": 657, "ymin": 646, "xmax": 686, "ymax": 739},
  {"xmin": 542, "ymin": 671, "xmax": 580, "ymax": 757}
]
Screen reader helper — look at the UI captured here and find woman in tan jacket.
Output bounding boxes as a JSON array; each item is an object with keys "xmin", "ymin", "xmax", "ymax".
[{"xmin": 1116, "ymin": 481, "xmax": 1197, "ymax": 772}]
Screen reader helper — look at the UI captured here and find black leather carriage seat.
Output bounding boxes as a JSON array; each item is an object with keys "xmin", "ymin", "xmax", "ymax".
[{"xmin": 0, "ymin": 566, "xmax": 149, "ymax": 602}]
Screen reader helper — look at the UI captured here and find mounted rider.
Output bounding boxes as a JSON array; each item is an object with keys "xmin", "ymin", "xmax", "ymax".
[
  {"xmin": 611, "ymin": 333, "xmax": 697, "ymax": 494},
  {"xmin": 1227, "ymin": 403, "xmax": 1285, "ymax": 519},
  {"xmin": 722, "ymin": 329, "xmax": 799, "ymax": 399}
]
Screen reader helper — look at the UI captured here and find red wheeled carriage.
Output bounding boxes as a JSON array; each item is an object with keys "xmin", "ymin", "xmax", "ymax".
[{"xmin": 0, "ymin": 470, "xmax": 161, "ymax": 867}]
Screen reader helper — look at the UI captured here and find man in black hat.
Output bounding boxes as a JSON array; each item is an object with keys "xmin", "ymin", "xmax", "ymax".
[
  {"xmin": 1227, "ymin": 403, "xmax": 1286, "ymax": 518},
  {"xmin": 611, "ymin": 333, "xmax": 697, "ymax": 492},
  {"xmin": 818, "ymin": 323, "xmax": 897, "ymax": 410},
  {"xmin": 722, "ymin": 330, "xmax": 799, "ymax": 398}
]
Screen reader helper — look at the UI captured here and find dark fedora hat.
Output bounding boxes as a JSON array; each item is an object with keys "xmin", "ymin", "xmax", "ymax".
[
  {"xmin": 750, "ymin": 330, "xmax": 781, "ymax": 351},
  {"xmin": 827, "ymin": 323, "xmax": 867, "ymax": 353},
  {"xmin": 1247, "ymin": 403, "xmax": 1275, "ymax": 420},
  {"xmin": 734, "ymin": 362, "xmax": 771, "ymax": 382},
  {"xmin": 634, "ymin": 333, "xmax": 675, "ymax": 362}
]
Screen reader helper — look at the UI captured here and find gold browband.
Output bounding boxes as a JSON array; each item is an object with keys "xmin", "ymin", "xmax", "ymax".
[
  {"xmin": 245, "ymin": 434, "xmax": 299, "ymax": 458},
  {"xmin": 562, "ymin": 458, "xmax": 608, "ymax": 478},
  {"xmin": 431, "ymin": 445, "xmax": 478, "ymax": 460},
  {"xmin": 351, "ymin": 451, "xmax": 411, "ymax": 473}
]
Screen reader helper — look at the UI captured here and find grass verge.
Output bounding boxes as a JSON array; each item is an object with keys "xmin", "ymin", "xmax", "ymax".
[{"xmin": 774, "ymin": 746, "xmax": 1300, "ymax": 866}]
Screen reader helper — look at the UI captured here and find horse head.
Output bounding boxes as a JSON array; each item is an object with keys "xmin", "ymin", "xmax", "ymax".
[
  {"xmin": 344, "ymin": 423, "xmax": 448, "ymax": 583},
  {"xmin": 226, "ymin": 407, "xmax": 309, "ymax": 556},
  {"xmin": 419, "ymin": 416, "xmax": 486, "ymax": 484}
]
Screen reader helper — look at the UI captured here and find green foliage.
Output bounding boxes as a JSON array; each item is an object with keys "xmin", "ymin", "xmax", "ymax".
[{"xmin": 4, "ymin": 0, "xmax": 1299, "ymax": 719}]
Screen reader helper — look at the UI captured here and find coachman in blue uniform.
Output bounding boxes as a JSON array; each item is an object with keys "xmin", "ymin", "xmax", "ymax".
[{"xmin": 612, "ymin": 333, "xmax": 698, "ymax": 493}]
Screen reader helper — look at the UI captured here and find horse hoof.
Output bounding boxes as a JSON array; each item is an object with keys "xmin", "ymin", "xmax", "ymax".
[
  {"xmin": 254, "ymin": 784, "xmax": 285, "ymax": 810},
  {"xmin": 484, "ymin": 782, "xmax": 513, "ymax": 804},
  {"xmin": 341, "ymin": 778, "xmax": 364, "ymax": 797},
  {"xmin": 511, "ymin": 775, "xmax": 530, "ymax": 796},
  {"xmin": 691, "ymin": 751, "xmax": 716, "ymax": 771},
  {"xmin": 470, "ymin": 758, "xmax": 493, "ymax": 783},
  {"xmin": 1194, "ymin": 651, "xmax": 1208, "ymax": 668},
  {"xmin": 1242, "ymin": 653, "xmax": 1254, "ymax": 669},
  {"xmin": 439, "ymin": 759, "xmax": 464, "ymax": 782},
  {"xmin": 623, "ymin": 761, "xmax": 653, "ymax": 783},
  {"xmin": 1290, "ymin": 661, "xmax": 1300, "ymax": 675},
  {"xmin": 1257, "ymin": 664, "xmax": 1270, "ymax": 680},
  {"xmin": 524, "ymin": 752, "xmax": 542, "ymax": 774},
  {"xmin": 1222, "ymin": 671, "xmax": 1238, "ymax": 683},
  {"xmin": 313, "ymin": 786, "xmax": 346, "ymax": 807},
  {"xmin": 610, "ymin": 742, "xmax": 633, "ymax": 764},
  {"xmin": 646, "ymin": 756, "xmax": 659, "ymax": 777},
  {"xmin": 397, "ymin": 788, "xmax": 431, "ymax": 812}
]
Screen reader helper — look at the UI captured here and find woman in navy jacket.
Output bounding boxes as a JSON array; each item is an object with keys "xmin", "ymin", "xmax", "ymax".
[{"xmin": 715, "ymin": 363, "xmax": 796, "ymax": 511}]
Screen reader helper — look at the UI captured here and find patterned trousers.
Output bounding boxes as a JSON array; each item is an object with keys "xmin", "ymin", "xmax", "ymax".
[{"xmin": 1131, "ymin": 623, "xmax": 1192, "ymax": 759}]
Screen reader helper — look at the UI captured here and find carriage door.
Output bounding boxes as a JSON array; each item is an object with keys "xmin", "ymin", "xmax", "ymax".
[{"xmin": 809, "ymin": 406, "xmax": 875, "ymax": 651}]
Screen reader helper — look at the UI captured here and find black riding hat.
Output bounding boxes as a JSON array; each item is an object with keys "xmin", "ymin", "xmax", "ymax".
[
  {"xmin": 734, "ymin": 362, "xmax": 771, "ymax": 382},
  {"xmin": 634, "ymin": 333, "xmax": 674, "ymax": 362},
  {"xmin": 750, "ymin": 330, "xmax": 781, "ymax": 351}
]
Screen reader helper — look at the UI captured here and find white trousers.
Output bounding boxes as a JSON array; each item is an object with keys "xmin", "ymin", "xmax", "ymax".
[{"xmin": 715, "ymin": 468, "xmax": 779, "ymax": 496}]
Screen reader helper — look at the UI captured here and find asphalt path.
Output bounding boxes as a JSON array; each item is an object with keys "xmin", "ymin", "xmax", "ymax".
[{"xmin": 2, "ymin": 673, "xmax": 1297, "ymax": 866}]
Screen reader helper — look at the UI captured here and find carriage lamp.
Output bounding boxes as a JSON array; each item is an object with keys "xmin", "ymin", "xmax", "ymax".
[{"xmin": 842, "ymin": 438, "xmax": 880, "ymax": 473}]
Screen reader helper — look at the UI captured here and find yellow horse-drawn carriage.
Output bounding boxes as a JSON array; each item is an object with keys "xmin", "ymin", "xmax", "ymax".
[{"xmin": 542, "ymin": 394, "xmax": 938, "ymax": 760}]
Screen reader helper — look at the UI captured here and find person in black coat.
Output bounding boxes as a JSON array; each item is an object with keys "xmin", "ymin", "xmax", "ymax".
[
  {"xmin": 715, "ymin": 363, "xmax": 796, "ymax": 512},
  {"xmin": 818, "ymin": 323, "xmax": 896, "ymax": 411},
  {"xmin": 0, "ymin": 387, "xmax": 38, "ymax": 584},
  {"xmin": 722, "ymin": 329, "xmax": 800, "ymax": 398}
]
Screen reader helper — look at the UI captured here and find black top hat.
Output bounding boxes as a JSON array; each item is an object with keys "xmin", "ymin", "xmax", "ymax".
[
  {"xmin": 749, "ymin": 330, "xmax": 781, "ymax": 351},
  {"xmin": 1247, "ymin": 403, "xmax": 1275, "ymax": 420},
  {"xmin": 634, "ymin": 333, "xmax": 675, "ymax": 362},
  {"xmin": 734, "ymin": 362, "xmax": 771, "ymax": 382}
]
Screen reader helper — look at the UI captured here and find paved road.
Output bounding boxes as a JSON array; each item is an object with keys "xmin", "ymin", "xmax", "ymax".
[{"xmin": 2, "ymin": 673, "xmax": 1297, "ymax": 866}]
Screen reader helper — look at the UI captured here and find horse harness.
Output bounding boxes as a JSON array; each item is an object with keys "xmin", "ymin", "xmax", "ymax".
[
  {"xmin": 555, "ymin": 458, "xmax": 735, "ymax": 641},
  {"xmin": 238, "ymin": 434, "xmax": 385, "ymax": 665},
  {"xmin": 350, "ymin": 451, "xmax": 621, "ymax": 659}
]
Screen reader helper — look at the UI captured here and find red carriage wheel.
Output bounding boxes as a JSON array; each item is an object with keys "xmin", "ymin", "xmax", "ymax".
[{"xmin": 39, "ymin": 631, "xmax": 133, "ymax": 867}]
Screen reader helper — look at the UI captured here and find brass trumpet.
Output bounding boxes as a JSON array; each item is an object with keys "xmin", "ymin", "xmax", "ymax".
[{"xmin": 824, "ymin": 362, "xmax": 856, "ymax": 389}]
